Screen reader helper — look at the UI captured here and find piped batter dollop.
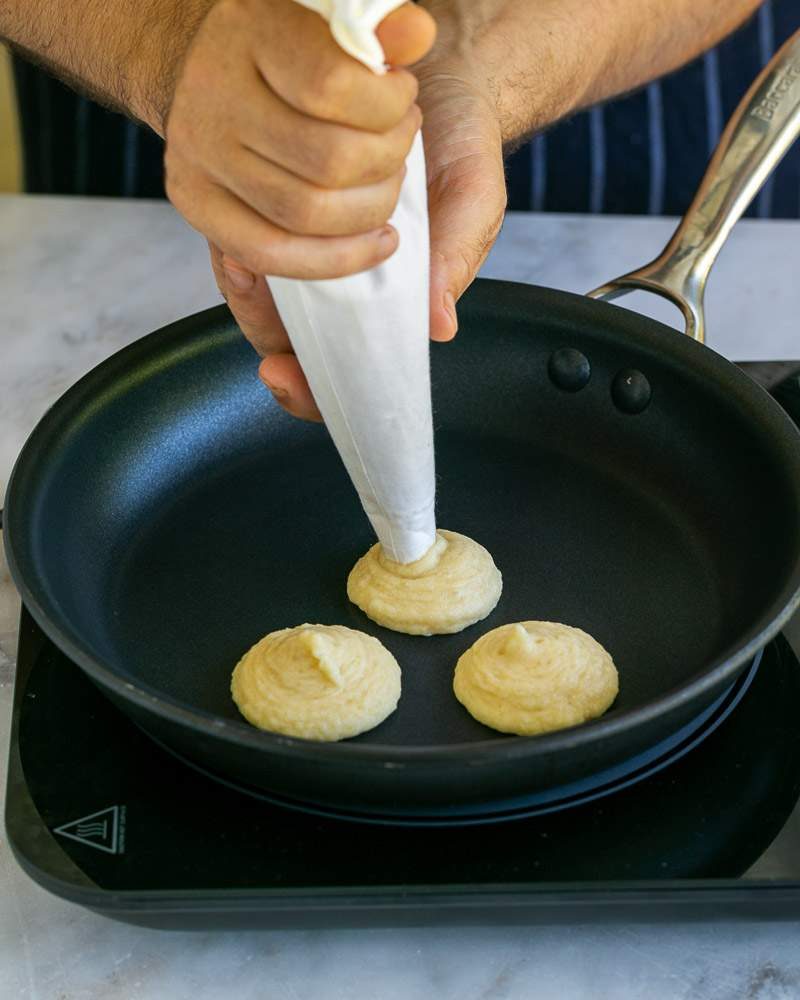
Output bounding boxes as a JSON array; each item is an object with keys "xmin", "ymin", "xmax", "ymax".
[
  {"xmin": 231, "ymin": 623, "xmax": 400, "ymax": 740},
  {"xmin": 453, "ymin": 620, "xmax": 618, "ymax": 735},
  {"xmin": 347, "ymin": 529, "xmax": 502, "ymax": 635}
]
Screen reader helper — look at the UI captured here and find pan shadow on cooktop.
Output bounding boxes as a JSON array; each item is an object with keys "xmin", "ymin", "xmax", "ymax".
[{"xmin": 103, "ymin": 429, "xmax": 725, "ymax": 747}]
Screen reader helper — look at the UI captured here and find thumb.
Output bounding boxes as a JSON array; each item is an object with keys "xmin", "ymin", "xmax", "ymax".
[
  {"xmin": 426, "ymin": 139, "xmax": 507, "ymax": 342},
  {"xmin": 377, "ymin": 3, "xmax": 436, "ymax": 67}
]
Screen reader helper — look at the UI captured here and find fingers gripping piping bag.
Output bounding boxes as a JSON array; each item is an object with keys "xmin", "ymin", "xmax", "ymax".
[{"xmin": 266, "ymin": 0, "xmax": 436, "ymax": 564}]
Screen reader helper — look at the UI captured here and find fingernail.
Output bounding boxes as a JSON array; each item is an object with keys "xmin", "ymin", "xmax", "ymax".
[
  {"xmin": 444, "ymin": 291, "xmax": 458, "ymax": 335},
  {"xmin": 263, "ymin": 380, "xmax": 288, "ymax": 400},
  {"xmin": 224, "ymin": 263, "xmax": 256, "ymax": 291},
  {"xmin": 379, "ymin": 226, "xmax": 396, "ymax": 248}
]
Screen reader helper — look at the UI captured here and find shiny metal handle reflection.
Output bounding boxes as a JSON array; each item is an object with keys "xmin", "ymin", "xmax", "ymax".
[{"xmin": 587, "ymin": 28, "xmax": 800, "ymax": 342}]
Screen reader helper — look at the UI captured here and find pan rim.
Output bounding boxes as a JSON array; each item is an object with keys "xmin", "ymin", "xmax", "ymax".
[{"xmin": 6, "ymin": 280, "xmax": 800, "ymax": 766}]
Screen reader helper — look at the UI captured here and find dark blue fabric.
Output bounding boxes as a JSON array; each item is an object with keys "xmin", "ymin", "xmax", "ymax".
[
  {"xmin": 12, "ymin": 59, "xmax": 166, "ymax": 198},
  {"xmin": 12, "ymin": 0, "xmax": 800, "ymax": 216},
  {"xmin": 505, "ymin": 0, "xmax": 800, "ymax": 217}
]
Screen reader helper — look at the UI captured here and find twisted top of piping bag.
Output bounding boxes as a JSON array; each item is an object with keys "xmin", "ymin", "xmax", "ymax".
[{"xmin": 293, "ymin": 0, "xmax": 407, "ymax": 72}]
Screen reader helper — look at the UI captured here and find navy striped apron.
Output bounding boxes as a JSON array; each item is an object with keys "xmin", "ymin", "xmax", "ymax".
[{"xmin": 11, "ymin": 0, "xmax": 800, "ymax": 217}]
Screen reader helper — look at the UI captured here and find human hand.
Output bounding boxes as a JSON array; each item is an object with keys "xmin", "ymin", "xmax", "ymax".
[
  {"xmin": 211, "ymin": 6, "xmax": 506, "ymax": 418},
  {"xmin": 167, "ymin": 0, "xmax": 435, "ymax": 283}
]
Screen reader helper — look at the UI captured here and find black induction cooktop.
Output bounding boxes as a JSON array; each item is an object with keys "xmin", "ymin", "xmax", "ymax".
[
  {"xmin": 9, "ymin": 365, "xmax": 800, "ymax": 928},
  {"xmin": 7, "ymin": 605, "xmax": 800, "ymax": 929}
]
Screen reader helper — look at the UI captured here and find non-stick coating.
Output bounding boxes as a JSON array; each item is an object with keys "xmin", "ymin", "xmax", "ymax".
[{"xmin": 6, "ymin": 280, "xmax": 800, "ymax": 816}]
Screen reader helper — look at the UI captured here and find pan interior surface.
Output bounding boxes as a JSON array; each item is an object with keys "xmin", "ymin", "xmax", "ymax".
[{"xmin": 8, "ymin": 281, "xmax": 800, "ymax": 753}]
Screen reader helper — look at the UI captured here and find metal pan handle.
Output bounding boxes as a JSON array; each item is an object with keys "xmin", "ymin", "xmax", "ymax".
[{"xmin": 587, "ymin": 28, "xmax": 800, "ymax": 342}]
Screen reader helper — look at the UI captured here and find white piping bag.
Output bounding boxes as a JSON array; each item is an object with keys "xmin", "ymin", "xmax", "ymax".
[{"xmin": 266, "ymin": 0, "xmax": 436, "ymax": 564}]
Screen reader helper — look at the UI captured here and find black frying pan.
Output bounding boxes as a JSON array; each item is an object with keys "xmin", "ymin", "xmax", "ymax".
[{"xmin": 5, "ymin": 34, "xmax": 800, "ymax": 822}]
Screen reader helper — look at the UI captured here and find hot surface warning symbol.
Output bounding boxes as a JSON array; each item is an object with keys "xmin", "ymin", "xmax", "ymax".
[{"xmin": 53, "ymin": 805, "xmax": 125, "ymax": 854}]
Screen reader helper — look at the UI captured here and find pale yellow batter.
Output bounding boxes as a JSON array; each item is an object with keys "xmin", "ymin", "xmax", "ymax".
[
  {"xmin": 231, "ymin": 623, "xmax": 401, "ymax": 741},
  {"xmin": 454, "ymin": 621, "xmax": 618, "ymax": 736},
  {"xmin": 347, "ymin": 530, "xmax": 502, "ymax": 635}
]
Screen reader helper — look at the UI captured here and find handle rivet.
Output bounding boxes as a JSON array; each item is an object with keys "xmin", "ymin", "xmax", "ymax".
[
  {"xmin": 612, "ymin": 369, "xmax": 652, "ymax": 414},
  {"xmin": 548, "ymin": 348, "xmax": 591, "ymax": 392}
]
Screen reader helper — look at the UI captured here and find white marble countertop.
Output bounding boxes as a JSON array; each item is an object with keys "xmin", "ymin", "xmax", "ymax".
[{"xmin": 2, "ymin": 194, "xmax": 800, "ymax": 1000}]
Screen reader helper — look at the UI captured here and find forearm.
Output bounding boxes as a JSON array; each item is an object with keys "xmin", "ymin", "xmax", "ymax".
[
  {"xmin": 418, "ymin": 0, "xmax": 764, "ymax": 144},
  {"xmin": 0, "ymin": 0, "xmax": 214, "ymax": 133}
]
